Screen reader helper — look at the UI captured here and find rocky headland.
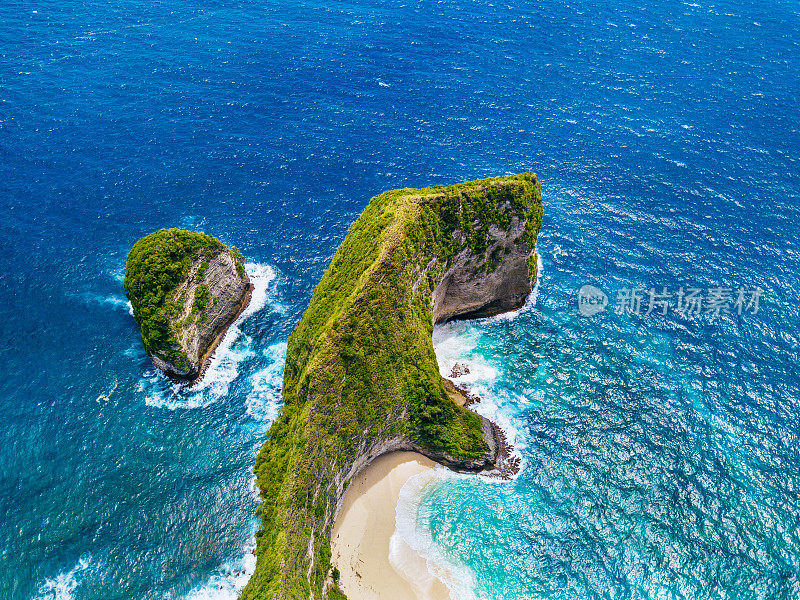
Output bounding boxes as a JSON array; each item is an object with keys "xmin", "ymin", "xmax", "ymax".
[
  {"xmin": 241, "ymin": 173, "xmax": 542, "ymax": 600},
  {"xmin": 124, "ymin": 228, "xmax": 252, "ymax": 382}
]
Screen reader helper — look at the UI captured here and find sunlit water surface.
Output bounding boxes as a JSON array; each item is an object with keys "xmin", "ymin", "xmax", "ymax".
[{"xmin": 0, "ymin": 0, "xmax": 798, "ymax": 598}]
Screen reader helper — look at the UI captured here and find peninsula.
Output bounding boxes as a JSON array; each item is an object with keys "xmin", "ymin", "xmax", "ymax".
[
  {"xmin": 124, "ymin": 228, "xmax": 252, "ymax": 382},
  {"xmin": 242, "ymin": 173, "xmax": 542, "ymax": 599}
]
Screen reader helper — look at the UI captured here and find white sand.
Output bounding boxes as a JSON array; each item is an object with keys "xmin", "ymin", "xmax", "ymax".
[{"xmin": 331, "ymin": 452, "xmax": 452, "ymax": 600}]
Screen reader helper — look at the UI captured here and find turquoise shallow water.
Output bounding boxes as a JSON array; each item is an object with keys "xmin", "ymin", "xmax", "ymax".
[{"xmin": 1, "ymin": 0, "xmax": 798, "ymax": 598}]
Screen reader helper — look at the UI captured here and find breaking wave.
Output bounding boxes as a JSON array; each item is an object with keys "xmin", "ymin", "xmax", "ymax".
[
  {"xmin": 180, "ymin": 540, "xmax": 257, "ymax": 600},
  {"xmin": 392, "ymin": 470, "xmax": 478, "ymax": 600},
  {"xmin": 245, "ymin": 342, "xmax": 287, "ymax": 423},
  {"xmin": 32, "ymin": 556, "xmax": 92, "ymax": 600}
]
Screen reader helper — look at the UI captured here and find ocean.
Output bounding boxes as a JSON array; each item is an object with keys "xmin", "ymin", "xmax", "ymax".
[{"xmin": 0, "ymin": 0, "xmax": 798, "ymax": 598}]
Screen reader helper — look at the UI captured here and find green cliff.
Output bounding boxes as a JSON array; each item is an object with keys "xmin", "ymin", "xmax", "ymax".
[{"xmin": 242, "ymin": 173, "xmax": 543, "ymax": 599}]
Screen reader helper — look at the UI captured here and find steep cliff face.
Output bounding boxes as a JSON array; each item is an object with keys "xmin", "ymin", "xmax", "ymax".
[
  {"xmin": 124, "ymin": 229, "xmax": 252, "ymax": 382},
  {"xmin": 242, "ymin": 173, "xmax": 542, "ymax": 600},
  {"xmin": 433, "ymin": 210, "xmax": 535, "ymax": 323}
]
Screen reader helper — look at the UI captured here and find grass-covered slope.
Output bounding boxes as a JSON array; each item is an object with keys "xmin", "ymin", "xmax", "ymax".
[
  {"xmin": 243, "ymin": 173, "xmax": 542, "ymax": 600},
  {"xmin": 124, "ymin": 228, "xmax": 245, "ymax": 373}
]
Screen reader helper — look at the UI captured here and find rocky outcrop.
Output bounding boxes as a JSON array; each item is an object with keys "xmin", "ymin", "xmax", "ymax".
[
  {"xmin": 151, "ymin": 250, "xmax": 252, "ymax": 381},
  {"xmin": 242, "ymin": 173, "xmax": 543, "ymax": 600},
  {"xmin": 450, "ymin": 362, "xmax": 471, "ymax": 378},
  {"xmin": 124, "ymin": 229, "xmax": 252, "ymax": 383},
  {"xmin": 433, "ymin": 216, "xmax": 535, "ymax": 323}
]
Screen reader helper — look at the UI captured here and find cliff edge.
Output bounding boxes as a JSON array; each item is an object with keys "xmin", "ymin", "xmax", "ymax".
[
  {"xmin": 242, "ymin": 173, "xmax": 542, "ymax": 599},
  {"xmin": 124, "ymin": 228, "xmax": 252, "ymax": 381}
]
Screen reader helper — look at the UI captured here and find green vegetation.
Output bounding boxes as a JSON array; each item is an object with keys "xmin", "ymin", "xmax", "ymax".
[
  {"xmin": 193, "ymin": 285, "xmax": 211, "ymax": 313},
  {"xmin": 231, "ymin": 247, "xmax": 247, "ymax": 278},
  {"xmin": 196, "ymin": 259, "xmax": 210, "ymax": 280},
  {"xmin": 124, "ymin": 228, "xmax": 225, "ymax": 370},
  {"xmin": 241, "ymin": 173, "xmax": 542, "ymax": 599},
  {"xmin": 327, "ymin": 588, "xmax": 347, "ymax": 600}
]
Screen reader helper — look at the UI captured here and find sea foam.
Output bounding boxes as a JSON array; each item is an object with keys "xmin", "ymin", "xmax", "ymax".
[
  {"xmin": 391, "ymin": 470, "xmax": 478, "ymax": 600},
  {"xmin": 180, "ymin": 537, "xmax": 257, "ymax": 600},
  {"xmin": 392, "ymin": 280, "xmax": 544, "ymax": 597},
  {"xmin": 32, "ymin": 556, "xmax": 92, "ymax": 600},
  {"xmin": 432, "ymin": 321, "xmax": 528, "ymax": 460},
  {"xmin": 178, "ymin": 339, "xmax": 287, "ymax": 600},
  {"xmin": 178, "ymin": 342, "xmax": 287, "ymax": 600},
  {"xmin": 245, "ymin": 342, "xmax": 287, "ymax": 424},
  {"xmin": 80, "ymin": 292, "xmax": 131, "ymax": 312}
]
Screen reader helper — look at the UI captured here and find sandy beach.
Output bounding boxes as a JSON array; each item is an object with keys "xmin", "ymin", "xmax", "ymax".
[{"xmin": 331, "ymin": 452, "xmax": 452, "ymax": 600}]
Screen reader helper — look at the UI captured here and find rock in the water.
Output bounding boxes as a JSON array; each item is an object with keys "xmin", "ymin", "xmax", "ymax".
[
  {"xmin": 124, "ymin": 228, "xmax": 252, "ymax": 382},
  {"xmin": 450, "ymin": 362, "xmax": 471, "ymax": 378}
]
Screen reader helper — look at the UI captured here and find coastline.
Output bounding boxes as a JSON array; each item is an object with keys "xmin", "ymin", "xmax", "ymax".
[
  {"xmin": 331, "ymin": 452, "xmax": 452, "ymax": 600},
  {"xmin": 242, "ymin": 174, "xmax": 541, "ymax": 598}
]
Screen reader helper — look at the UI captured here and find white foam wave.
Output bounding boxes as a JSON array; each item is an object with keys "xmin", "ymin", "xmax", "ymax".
[
  {"xmin": 108, "ymin": 265, "xmax": 125, "ymax": 284},
  {"xmin": 245, "ymin": 342, "xmax": 287, "ymax": 423},
  {"xmin": 181, "ymin": 540, "xmax": 257, "ymax": 600},
  {"xmin": 431, "ymin": 252, "xmax": 542, "ymax": 384},
  {"xmin": 432, "ymin": 314, "xmax": 528, "ymax": 467},
  {"xmin": 140, "ymin": 333, "xmax": 256, "ymax": 411},
  {"xmin": 32, "ymin": 556, "xmax": 92, "ymax": 600},
  {"xmin": 124, "ymin": 343, "xmax": 143, "ymax": 358},
  {"xmin": 142, "ymin": 263, "xmax": 276, "ymax": 411},
  {"xmin": 432, "ymin": 322, "xmax": 499, "ymax": 386},
  {"xmin": 391, "ymin": 470, "xmax": 479, "ymax": 600},
  {"xmin": 465, "ymin": 383, "xmax": 529, "ymax": 458},
  {"xmin": 240, "ymin": 263, "xmax": 274, "ymax": 319},
  {"xmin": 81, "ymin": 292, "xmax": 131, "ymax": 311},
  {"xmin": 247, "ymin": 473, "xmax": 261, "ymax": 503},
  {"xmin": 178, "ymin": 473, "xmax": 263, "ymax": 600}
]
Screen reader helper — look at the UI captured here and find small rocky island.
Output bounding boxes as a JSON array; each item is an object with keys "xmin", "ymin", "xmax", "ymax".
[
  {"xmin": 241, "ymin": 173, "xmax": 542, "ymax": 600},
  {"xmin": 124, "ymin": 228, "xmax": 252, "ymax": 382}
]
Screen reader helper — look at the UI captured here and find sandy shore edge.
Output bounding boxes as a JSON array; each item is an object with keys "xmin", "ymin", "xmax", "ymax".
[{"xmin": 331, "ymin": 452, "xmax": 452, "ymax": 600}]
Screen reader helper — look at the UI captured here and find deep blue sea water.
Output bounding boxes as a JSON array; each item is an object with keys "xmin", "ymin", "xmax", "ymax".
[{"xmin": 1, "ymin": 0, "xmax": 798, "ymax": 598}]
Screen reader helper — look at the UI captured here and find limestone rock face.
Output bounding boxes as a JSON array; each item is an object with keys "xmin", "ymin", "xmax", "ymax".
[
  {"xmin": 433, "ymin": 215, "xmax": 534, "ymax": 323},
  {"xmin": 124, "ymin": 229, "xmax": 252, "ymax": 382},
  {"xmin": 151, "ymin": 249, "xmax": 252, "ymax": 381}
]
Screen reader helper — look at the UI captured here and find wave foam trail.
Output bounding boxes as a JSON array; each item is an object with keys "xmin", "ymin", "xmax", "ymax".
[
  {"xmin": 108, "ymin": 265, "xmax": 125, "ymax": 284},
  {"xmin": 141, "ymin": 263, "xmax": 276, "ymax": 411},
  {"xmin": 240, "ymin": 263, "xmax": 274, "ymax": 319},
  {"xmin": 33, "ymin": 556, "xmax": 92, "ymax": 600},
  {"xmin": 432, "ymin": 323, "xmax": 499, "ymax": 386},
  {"xmin": 391, "ymin": 471, "xmax": 478, "ymax": 600},
  {"xmin": 81, "ymin": 292, "xmax": 131, "ymax": 312},
  {"xmin": 246, "ymin": 342, "xmax": 287, "ymax": 424},
  {"xmin": 181, "ymin": 540, "xmax": 257, "ymax": 600},
  {"xmin": 432, "ymin": 316, "xmax": 528, "ymax": 463}
]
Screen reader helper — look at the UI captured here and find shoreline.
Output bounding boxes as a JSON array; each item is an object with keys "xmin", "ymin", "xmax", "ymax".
[{"xmin": 331, "ymin": 452, "xmax": 452, "ymax": 600}]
